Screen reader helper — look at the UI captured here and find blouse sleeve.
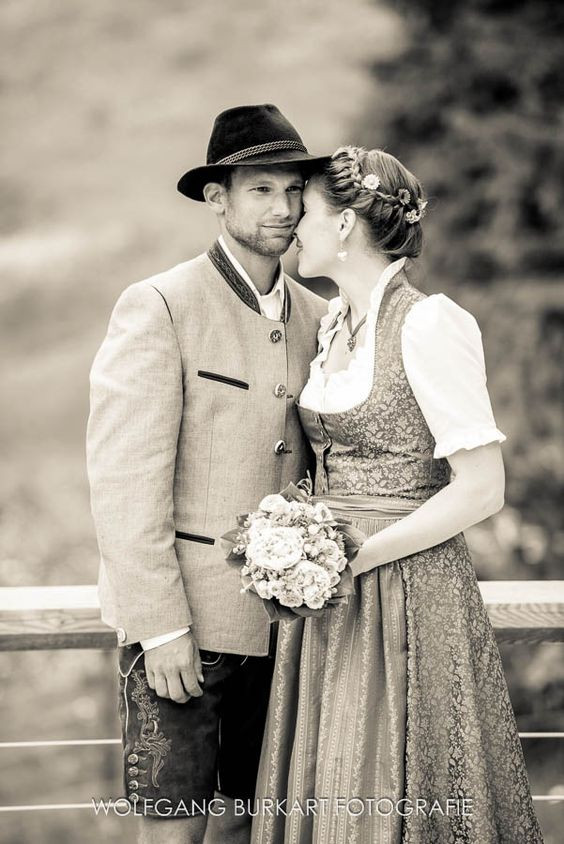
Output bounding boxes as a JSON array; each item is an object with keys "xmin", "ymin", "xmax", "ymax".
[{"xmin": 400, "ymin": 293, "xmax": 506, "ymax": 459}]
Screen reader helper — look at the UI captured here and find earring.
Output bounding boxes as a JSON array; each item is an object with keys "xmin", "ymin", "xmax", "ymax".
[{"xmin": 337, "ymin": 249, "xmax": 348, "ymax": 262}]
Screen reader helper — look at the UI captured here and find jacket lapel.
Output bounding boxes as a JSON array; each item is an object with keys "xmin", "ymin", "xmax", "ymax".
[{"xmin": 207, "ymin": 239, "xmax": 291, "ymax": 323}]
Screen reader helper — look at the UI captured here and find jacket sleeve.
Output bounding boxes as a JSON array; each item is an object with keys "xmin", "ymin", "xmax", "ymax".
[{"xmin": 86, "ymin": 281, "xmax": 192, "ymax": 644}]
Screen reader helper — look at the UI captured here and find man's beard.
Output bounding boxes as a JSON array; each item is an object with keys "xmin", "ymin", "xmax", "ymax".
[{"xmin": 224, "ymin": 215, "xmax": 294, "ymax": 258}]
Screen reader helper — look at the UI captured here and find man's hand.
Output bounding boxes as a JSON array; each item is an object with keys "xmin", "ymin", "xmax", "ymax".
[{"xmin": 144, "ymin": 632, "xmax": 204, "ymax": 704}]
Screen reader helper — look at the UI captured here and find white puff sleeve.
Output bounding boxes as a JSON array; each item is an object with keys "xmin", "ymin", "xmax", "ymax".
[{"xmin": 401, "ymin": 293, "xmax": 506, "ymax": 459}]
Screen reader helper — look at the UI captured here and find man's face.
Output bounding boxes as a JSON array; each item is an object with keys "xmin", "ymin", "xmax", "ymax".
[{"xmin": 221, "ymin": 164, "xmax": 305, "ymax": 257}]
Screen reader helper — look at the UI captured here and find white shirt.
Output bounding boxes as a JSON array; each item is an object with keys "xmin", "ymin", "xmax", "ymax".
[
  {"xmin": 141, "ymin": 238, "xmax": 286, "ymax": 651},
  {"xmin": 299, "ymin": 258, "xmax": 506, "ymax": 459}
]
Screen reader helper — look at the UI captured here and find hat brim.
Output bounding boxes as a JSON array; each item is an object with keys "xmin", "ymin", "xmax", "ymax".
[{"xmin": 177, "ymin": 150, "xmax": 332, "ymax": 202}]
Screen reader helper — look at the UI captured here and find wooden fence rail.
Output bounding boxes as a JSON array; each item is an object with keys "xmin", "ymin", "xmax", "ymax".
[
  {"xmin": 0, "ymin": 582, "xmax": 563, "ymax": 814},
  {"xmin": 0, "ymin": 581, "xmax": 563, "ymax": 651}
]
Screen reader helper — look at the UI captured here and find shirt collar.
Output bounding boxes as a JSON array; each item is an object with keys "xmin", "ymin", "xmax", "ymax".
[{"xmin": 218, "ymin": 235, "xmax": 285, "ymax": 305}]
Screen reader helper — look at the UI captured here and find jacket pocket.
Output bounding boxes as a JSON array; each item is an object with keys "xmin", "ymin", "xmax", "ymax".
[
  {"xmin": 175, "ymin": 530, "xmax": 215, "ymax": 545},
  {"xmin": 197, "ymin": 370, "xmax": 249, "ymax": 390}
]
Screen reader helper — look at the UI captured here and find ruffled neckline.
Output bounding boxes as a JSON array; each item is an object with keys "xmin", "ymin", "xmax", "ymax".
[{"xmin": 310, "ymin": 257, "xmax": 407, "ymax": 386}]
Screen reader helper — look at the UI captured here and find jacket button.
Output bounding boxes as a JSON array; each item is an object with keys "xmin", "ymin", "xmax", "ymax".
[
  {"xmin": 128, "ymin": 766, "xmax": 139, "ymax": 776},
  {"xmin": 273, "ymin": 383, "xmax": 286, "ymax": 398},
  {"xmin": 269, "ymin": 329, "xmax": 282, "ymax": 343},
  {"xmin": 127, "ymin": 753, "xmax": 139, "ymax": 764},
  {"xmin": 116, "ymin": 627, "xmax": 126, "ymax": 644},
  {"xmin": 274, "ymin": 440, "xmax": 286, "ymax": 455},
  {"xmin": 129, "ymin": 780, "xmax": 139, "ymax": 790}
]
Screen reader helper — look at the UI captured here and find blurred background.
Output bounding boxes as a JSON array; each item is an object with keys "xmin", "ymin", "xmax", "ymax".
[{"xmin": 1, "ymin": 0, "xmax": 563, "ymax": 841}]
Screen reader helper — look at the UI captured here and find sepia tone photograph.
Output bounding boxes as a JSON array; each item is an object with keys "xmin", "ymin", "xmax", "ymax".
[{"xmin": 1, "ymin": 1, "xmax": 563, "ymax": 842}]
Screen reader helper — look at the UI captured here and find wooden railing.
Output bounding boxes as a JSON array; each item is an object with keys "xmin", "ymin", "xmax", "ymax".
[
  {"xmin": 1, "ymin": 581, "xmax": 563, "ymax": 816},
  {"xmin": 1, "ymin": 581, "xmax": 563, "ymax": 651}
]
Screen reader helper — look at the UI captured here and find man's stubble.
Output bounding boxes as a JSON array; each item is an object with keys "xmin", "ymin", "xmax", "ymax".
[{"xmin": 223, "ymin": 206, "xmax": 295, "ymax": 258}]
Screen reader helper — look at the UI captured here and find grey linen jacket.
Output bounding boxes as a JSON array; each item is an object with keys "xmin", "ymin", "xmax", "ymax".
[{"xmin": 86, "ymin": 246, "xmax": 326, "ymax": 655}]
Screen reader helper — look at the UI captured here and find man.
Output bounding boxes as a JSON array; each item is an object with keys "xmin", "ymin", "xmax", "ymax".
[{"xmin": 86, "ymin": 104, "xmax": 328, "ymax": 844}]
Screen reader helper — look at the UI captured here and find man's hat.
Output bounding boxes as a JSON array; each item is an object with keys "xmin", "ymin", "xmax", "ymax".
[{"xmin": 177, "ymin": 104, "xmax": 330, "ymax": 202}]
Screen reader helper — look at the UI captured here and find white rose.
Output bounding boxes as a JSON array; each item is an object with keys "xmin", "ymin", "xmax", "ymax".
[
  {"xmin": 255, "ymin": 580, "xmax": 277, "ymax": 599},
  {"xmin": 259, "ymin": 494, "xmax": 291, "ymax": 516},
  {"xmin": 247, "ymin": 516, "xmax": 271, "ymax": 540},
  {"xmin": 246, "ymin": 526, "xmax": 304, "ymax": 572},
  {"xmin": 269, "ymin": 581, "xmax": 283, "ymax": 597},
  {"xmin": 328, "ymin": 570, "xmax": 340, "ymax": 587},
  {"xmin": 288, "ymin": 560, "xmax": 332, "ymax": 590},
  {"xmin": 279, "ymin": 589, "xmax": 303, "ymax": 608},
  {"xmin": 320, "ymin": 539, "xmax": 341, "ymax": 563},
  {"xmin": 304, "ymin": 592, "xmax": 326, "ymax": 610}
]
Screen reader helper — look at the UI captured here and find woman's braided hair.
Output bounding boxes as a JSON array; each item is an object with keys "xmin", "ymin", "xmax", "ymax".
[{"xmin": 319, "ymin": 146, "xmax": 427, "ymax": 260}]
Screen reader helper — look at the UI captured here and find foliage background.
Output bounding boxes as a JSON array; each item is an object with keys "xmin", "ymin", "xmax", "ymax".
[{"xmin": 1, "ymin": 0, "xmax": 562, "ymax": 841}]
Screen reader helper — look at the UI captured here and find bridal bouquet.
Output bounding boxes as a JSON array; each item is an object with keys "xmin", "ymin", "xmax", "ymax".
[{"xmin": 220, "ymin": 479, "xmax": 365, "ymax": 621}]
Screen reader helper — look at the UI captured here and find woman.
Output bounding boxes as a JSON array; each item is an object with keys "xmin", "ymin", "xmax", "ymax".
[{"xmin": 251, "ymin": 147, "xmax": 542, "ymax": 843}]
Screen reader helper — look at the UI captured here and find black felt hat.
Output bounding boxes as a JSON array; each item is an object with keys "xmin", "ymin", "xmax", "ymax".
[{"xmin": 177, "ymin": 104, "xmax": 330, "ymax": 202}]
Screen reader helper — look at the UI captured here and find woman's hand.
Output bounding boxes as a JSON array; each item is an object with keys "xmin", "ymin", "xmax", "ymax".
[
  {"xmin": 349, "ymin": 539, "xmax": 381, "ymax": 578},
  {"xmin": 350, "ymin": 442, "xmax": 505, "ymax": 577}
]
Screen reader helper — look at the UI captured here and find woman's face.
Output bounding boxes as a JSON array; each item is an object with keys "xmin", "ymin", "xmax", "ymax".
[{"xmin": 294, "ymin": 177, "xmax": 341, "ymax": 278}]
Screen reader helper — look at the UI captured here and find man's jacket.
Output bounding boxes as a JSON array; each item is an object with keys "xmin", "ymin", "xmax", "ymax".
[{"xmin": 86, "ymin": 242, "xmax": 326, "ymax": 655}]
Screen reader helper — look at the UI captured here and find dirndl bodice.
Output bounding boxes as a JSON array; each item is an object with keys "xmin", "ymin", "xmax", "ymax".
[{"xmin": 298, "ymin": 272, "xmax": 450, "ymax": 501}]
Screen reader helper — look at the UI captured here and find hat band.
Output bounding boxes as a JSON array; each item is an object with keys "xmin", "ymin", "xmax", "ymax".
[{"xmin": 215, "ymin": 140, "xmax": 308, "ymax": 165}]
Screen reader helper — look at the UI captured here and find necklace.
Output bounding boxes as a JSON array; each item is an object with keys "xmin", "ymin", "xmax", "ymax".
[{"xmin": 345, "ymin": 309, "xmax": 367, "ymax": 352}]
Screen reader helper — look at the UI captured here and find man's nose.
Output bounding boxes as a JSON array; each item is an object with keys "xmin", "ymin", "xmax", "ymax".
[{"xmin": 271, "ymin": 192, "xmax": 292, "ymax": 218}]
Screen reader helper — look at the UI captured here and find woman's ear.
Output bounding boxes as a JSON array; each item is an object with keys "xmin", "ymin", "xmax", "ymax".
[
  {"xmin": 203, "ymin": 182, "xmax": 226, "ymax": 215},
  {"xmin": 338, "ymin": 208, "xmax": 357, "ymax": 242}
]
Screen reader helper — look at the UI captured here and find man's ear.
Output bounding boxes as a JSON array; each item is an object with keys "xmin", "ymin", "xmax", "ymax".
[{"xmin": 203, "ymin": 182, "xmax": 227, "ymax": 215}]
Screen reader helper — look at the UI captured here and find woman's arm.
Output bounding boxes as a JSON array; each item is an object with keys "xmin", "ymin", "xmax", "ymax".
[{"xmin": 351, "ymin": 442, "xmax": 505, "ymax": 576}]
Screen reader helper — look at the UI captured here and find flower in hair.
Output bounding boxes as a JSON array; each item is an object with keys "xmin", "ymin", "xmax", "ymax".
[
  {"xmin": 361, "ymin": 173, "xmax": 380, "ymax": 191},
  {"xmin": 397, "ymin": 188, "xmax": 411, "ymax": 206},
  {"xmin": 405, "ymin": 208, "xmax": 421, "ymax": 225},
  {"xmin": 417, "ymin": 198, "xmax": 428, "ymax": 213}
]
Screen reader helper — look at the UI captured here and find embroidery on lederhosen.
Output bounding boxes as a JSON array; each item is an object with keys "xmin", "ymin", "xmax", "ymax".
[{"xmin": 130, "ymin": 669, "xmax": 172, "ymax": 787}]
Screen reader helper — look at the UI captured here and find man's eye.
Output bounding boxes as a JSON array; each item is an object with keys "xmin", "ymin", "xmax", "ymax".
[
  {"xmin": 288, "ymin": 185, "xmax": 304, "ymax": 193},
  {"xmin": 253, "ymin": 186, "xmax": 270, "ymax": 192}
]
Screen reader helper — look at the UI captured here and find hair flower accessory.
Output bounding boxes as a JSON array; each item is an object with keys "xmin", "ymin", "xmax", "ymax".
[
  {"xmin": 404, "ymin": 197, "xmax": 428, "ymax": 225},
  {"xmin": 361, "ymin": 173, "xmax": 380, "ymax": 191},
  {"xmin": 405, "ymin": 208, "xmax": 421, "ymax": 224},
  {"xmin": 397, "ymin": 188, "xmax": 411, "ymax": 205}
]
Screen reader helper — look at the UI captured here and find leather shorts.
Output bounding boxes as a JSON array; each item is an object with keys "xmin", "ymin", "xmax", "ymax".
[{"xmin": 117, "ymin": 643, "xmax": 274, "ymax": 818}]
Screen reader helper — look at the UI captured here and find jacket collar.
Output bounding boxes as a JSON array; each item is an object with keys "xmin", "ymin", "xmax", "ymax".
[
  {"xmin": 207, "ymin": 239, "xmax": 291, "ymax": 323},
  {"xmin": 218, "ymin": 235, "xmax": 286, "ymax": 311}
]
